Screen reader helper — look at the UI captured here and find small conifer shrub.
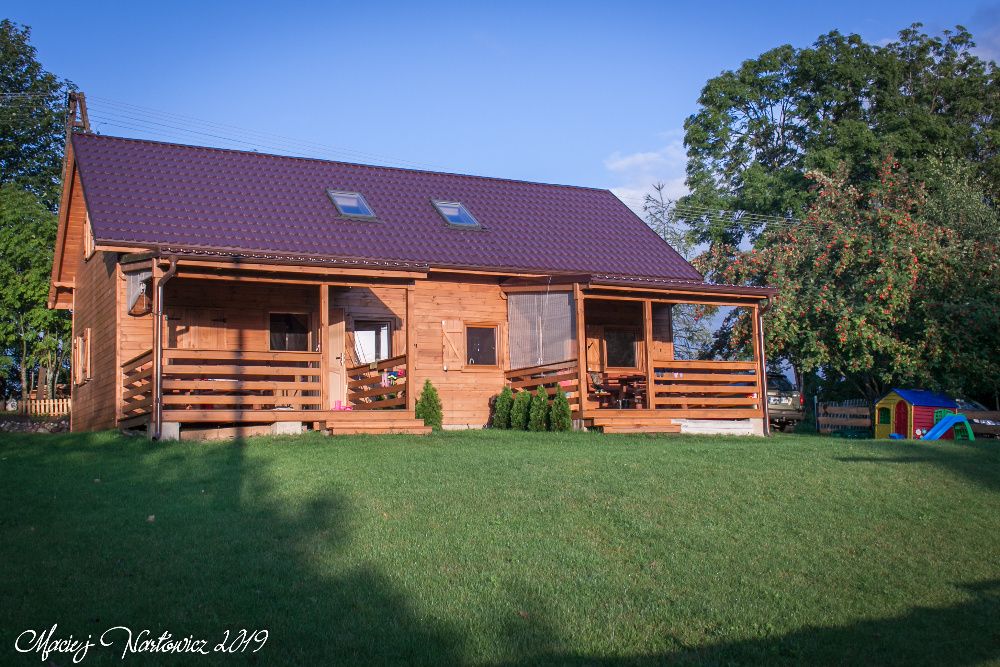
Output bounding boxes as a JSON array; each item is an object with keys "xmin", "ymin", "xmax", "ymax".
[
  {"xmin": 510, "ymin": 389, "xmax": 532, "ymax": 430},
  {"xmin": 414, "ymin": 379, "xmax": 443, "ymax": 429},
  {"xmin": 492, "ymin": 386, "xmax": 514, "ymax": 429},
  {"xmin": 528, "ymin": 385, "xmax": 550, "ymax": 432}
]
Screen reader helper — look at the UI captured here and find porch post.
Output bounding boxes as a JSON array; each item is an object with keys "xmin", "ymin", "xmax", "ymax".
[
  {"xmin": 573, "ymin": 283, "xmax": 587, "ymax": 420},
  {"xmin": 406, "ymin": 285, "xmax": 417, "ymax": 411},
  {"xmin": 319, "ymin": 284, "xmax": 329, "ymax": 411},
  {"xmin": 150, "ymin": 260, "xmax": 163, "ymax": 438},
  {"xmin": 643, "ymin": 298, "xmax": 655, "ymax": 412},
  {"xmin": 752, "ymin": 303, "xmax": 770, "ymax": 436}
]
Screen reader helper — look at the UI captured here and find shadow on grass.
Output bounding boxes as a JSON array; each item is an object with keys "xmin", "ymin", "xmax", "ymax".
[
  {"xmin": 523, "ymin": 579, "xmax": 1000, "ymax": 666},
  {"xmin": 0, "ymin": 432, "xmax": 464, "ymax": 665},
  {"xmin": 833, "ymin": 439, "xmax": 1000, "ymax": 493}
]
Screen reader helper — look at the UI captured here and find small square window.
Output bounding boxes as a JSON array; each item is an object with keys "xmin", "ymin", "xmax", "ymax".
[
  {"xmin": 466, "ymin": 325, "xmax": 497, "ymax": 366},
  {"xmin": 605, "ymin": 328, "xmax": 638, "ymax": 368},
  {"xmin": 327, "ymin": 190, "xmax": 375, "ymax": 218},
  {"xmin": 433, "ymin": 200, "xmax": 480, "ymax": 228},
  {"xmin": 270, "ymin": 313, "xmax": 310, "ymax": 351}
]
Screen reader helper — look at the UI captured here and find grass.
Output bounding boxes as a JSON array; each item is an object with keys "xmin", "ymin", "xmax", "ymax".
[{"xmin": 1, "ymin": 430, "xmax": 998, "ymax": 665}]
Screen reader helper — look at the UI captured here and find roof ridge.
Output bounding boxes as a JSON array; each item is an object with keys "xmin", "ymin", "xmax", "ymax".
[{"xmin": 73, "ymin": 132, "xmax": 614, "ymax": 194}]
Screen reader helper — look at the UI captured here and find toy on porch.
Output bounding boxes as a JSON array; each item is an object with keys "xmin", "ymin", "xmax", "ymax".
[{"xmin": 874, "ymin": 389, "xmax": 961, "ymax": 440}]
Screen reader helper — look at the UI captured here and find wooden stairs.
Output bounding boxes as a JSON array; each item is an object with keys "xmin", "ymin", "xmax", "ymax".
[
  {"xmin": 318, "ymin": 411, "xmax": 431, "ymax": 436},
  {"xmin": 588, "ymin": 410, "xmax": 682, "ymax": 435}
]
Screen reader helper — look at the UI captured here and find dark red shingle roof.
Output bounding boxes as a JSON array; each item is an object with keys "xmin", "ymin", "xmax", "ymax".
[{"xmin": 72, "ymin": 133, "xmax": 704, "ymax": 282}]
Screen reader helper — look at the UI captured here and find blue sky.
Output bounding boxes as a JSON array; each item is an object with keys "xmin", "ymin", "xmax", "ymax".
[{"xmin": 11, "ymin": 1, "xmax": 1000, "ymax": 210}]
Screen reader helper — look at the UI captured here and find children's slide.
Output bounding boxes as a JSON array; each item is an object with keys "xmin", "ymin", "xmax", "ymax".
[{"xmin": 921, "ymin": 414, "xmax": 975, "ymax": 441}]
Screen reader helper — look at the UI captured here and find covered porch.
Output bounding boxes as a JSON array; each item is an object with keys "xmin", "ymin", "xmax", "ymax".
[
  {"xmin": 117, "ymin": 255, "xmax": 429, "ymax": 438},
  {"xmin": 502, "ymin": 280, "xmax": 773, "ymax": 435}
]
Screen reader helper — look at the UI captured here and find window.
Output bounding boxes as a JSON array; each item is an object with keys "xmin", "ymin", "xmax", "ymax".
[
  {"xmin": 604, "ymin": 327, "xmax": 638, "ymax": 368},
  {"xmin": 270, "ymin": 313, "xmax": 310, "ymax": 351},
  {"xmin": 878, "ymin": 407, "xmax": 891, "ymax": 425},
  {"xmin": 466, "ymin": 325, "xmax": 498, "ymax": 367},
  {"xmin": 353, "ymin": 320, "xmax": 391, "ymax": 364},
  {"xmin": 433, "ymin": 200, "xmax": 480, "ymax": 228},
  {"xmin": 73, "ymin": 328, "xmax": 91, "ymax": 385},
  {"xmin": 327, "ymin": 190, "xmax": 375, "ymax": 218}
]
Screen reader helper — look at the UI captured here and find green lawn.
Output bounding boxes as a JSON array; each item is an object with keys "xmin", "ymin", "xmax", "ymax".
[{"xmin": 1, "ymin": 430, "xmax": 998, "ymax": 665}]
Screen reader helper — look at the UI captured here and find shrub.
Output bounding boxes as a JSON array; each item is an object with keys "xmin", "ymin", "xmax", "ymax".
[
  {"xmin": 528, "ymin": 385, "xmax": 550, "ymax": 432},
  {"xmin": 510, "ymin": 390, "xmax": 532, "ymax": 430},
  {"xmin": 414, "ymin": 379, "xmax": 443, "ymax": 429},
  {"xmin": 492, "ymin": 386, "xmax": 514, "ymax": 429},
  {"xmin": 549, "ymin": 385, "xmax": 573, "ymax": 431}
]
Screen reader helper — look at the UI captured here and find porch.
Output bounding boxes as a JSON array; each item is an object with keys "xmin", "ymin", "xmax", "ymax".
[
  {"xmin": 117, "ymin": 259, "xmax": 429, "ymax": 438},
  {"xmin": 502, "ymin": 282, "xmax": 770, "ymax": 435}
]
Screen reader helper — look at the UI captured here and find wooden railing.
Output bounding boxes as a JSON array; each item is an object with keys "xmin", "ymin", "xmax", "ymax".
[
  {"xmin": 161, "ymin": 349, "xmax": 322, "ymax": 421},
  {"xmin": 11, "ymin": 398, "xmax": 72, "ymax": 417},
  {"xmin": 120, "ymin": 349, "xmax": 154, "ymax": 427},
  {"xmin": 505, "ymin": 359, "xmax": 582, "ymax": 416},
  {"xmin": 347, "ymin": 354, "xmax": 408, "ymax": 410},
  {"xmin": 648, "ymin": 360, "xmax": 762, "ymax": 419}
]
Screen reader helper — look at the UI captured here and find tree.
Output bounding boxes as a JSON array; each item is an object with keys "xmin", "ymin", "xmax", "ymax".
[
  {"xmin": 715, "ymin": 157, "xmax": 999, "ymax": 404},
  {"xmin": 528, "ymin": 385, "xmax": 549, "ymax": 432},
  {"xmin": 510, "ymin": 390, "xmax": 532, "ymax": 430},
  {"xmin": 683, "ymin": 25, "xmax": 998, "ymax": 254},
  {"xmin": 0, "ymin": 19, "xmax": 72, "ymax": 210},
  {"xmin": 414, "ymin": 380, "xmax": 443, "ymax": 429},
  {"xmin": 492, "ymin": 386, "xmax": 514, "ymax": 429},
  {"xmin": 0, "ymin": 184, "xmax": 69, "ymax": 400},
  {"xmin": 548, "ymin": 386, "xmax": 572, "ymax": 432}
]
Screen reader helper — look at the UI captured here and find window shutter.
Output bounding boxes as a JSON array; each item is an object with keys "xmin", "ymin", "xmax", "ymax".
[
  {"xmin": 441, "ymin": 319, "xmax": 463, "ymax": 370},
  {"xmin": 84, "ymin": 328, "xmax": 92, "ymax": 381}
]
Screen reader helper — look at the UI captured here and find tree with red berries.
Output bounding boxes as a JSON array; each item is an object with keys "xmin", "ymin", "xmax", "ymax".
[{"xmin": 712, "ymin": 157, "xmax": 999, "ymax": 404}]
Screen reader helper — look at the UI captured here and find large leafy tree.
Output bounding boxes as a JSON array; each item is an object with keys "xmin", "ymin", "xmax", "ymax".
[
  {"xmin": 0, "ymin": 184, "xmax": 70, "ymax": 400},
  {"xmin": 713, "ymin": 157, "xmax": 999, "ymax": 404},
  {"xmin": 0, "ymin": 20, "xmax": 72, "ymax": 399},
  {"xmin": 0, "ymin": 19, "xmax": 71, "ymax": 211},
  {"xmin": 683, "ymin": 25, "xmax": 998, "ymax": 249},
  {"xmin": 677, "ymin": 23, "xmax": 1000, "ymax": 403}
]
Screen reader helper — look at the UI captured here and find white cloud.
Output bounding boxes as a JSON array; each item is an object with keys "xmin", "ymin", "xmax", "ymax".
[{"xmin": 604, "ymin": 130, "xmax": 689, "ymax": 214}]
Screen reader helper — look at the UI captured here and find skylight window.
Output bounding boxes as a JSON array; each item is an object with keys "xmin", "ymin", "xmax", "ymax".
[
  {"xmin": 433, "ymin": 200, "xmax": 480, "ymax": 228},
  {"xmin": 328, "ymin": 190, "xmax": 375, "ymax": 218}
]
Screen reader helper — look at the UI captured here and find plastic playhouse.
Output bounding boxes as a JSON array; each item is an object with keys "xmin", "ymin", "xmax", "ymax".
[{"xmin": 874, "ymin": 388, "xmax": 974, "ymax": 440}]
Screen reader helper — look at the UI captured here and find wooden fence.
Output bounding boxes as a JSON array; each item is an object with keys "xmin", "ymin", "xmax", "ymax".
[
  {"xmin": 817, "ymin": 400, "xmax": 871, "ymax": 434},
  {"xmin": 9, "ymin": 398, "xmax": 72, "ymax": 416},
  {"xmin": 505, "ymin": 359, "xmax": 582, "ymax": 417},
  {"xmin": 347, "ymin": 354, "xmax": 408, "ymax": 410}
]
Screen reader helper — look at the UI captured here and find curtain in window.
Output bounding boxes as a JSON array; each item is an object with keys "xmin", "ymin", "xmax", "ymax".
[{"xmin": 508, "ymin": 291, "xmax": 575, "ymax": 369}]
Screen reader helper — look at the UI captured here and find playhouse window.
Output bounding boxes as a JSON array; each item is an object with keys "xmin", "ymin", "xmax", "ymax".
[{"xmin": 877, "ymin": 407, "xmax": 891, "ymax": 425}]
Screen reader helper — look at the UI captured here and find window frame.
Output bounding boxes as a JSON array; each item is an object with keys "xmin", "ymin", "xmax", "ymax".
[
  {"xmin": 73, "ymin": 328, "xmax": 92, "ymax": 385},
  {"xmin": 602, "ymin": 325, "xmax": 641, "ymax": 371},
  {"xmin": 83, "ymin": 215, "xmax": 95, "ymax": 261},
  {"xmin": 268, "ymin": 312, "xmax": 313, "ymax": 352},
  {"xmin": 352, "ymin": 319, "xmax": 393, "ymax": 364},
  {"xmin": 432, "ymin": 200, "xmax": 483, "ymax": 230},
  {"xmin": 326, "ymin": 190, "xmax": 377, "ymax": 220},
  {"xmin": 464, "ymin": 322, "xmax": 500, "ymax": 369}
]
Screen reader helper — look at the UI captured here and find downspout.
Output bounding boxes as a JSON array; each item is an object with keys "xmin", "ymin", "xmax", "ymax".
[{"xmin": 152, "ymin": 255, "xmax": 178, "ymax": 440}]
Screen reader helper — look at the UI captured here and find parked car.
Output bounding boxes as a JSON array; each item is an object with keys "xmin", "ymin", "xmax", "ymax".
[
  {"xmin": 767, "ymin": 374, "xmax": 804, "ymax": 432},
  {"xmin": 955, "ymin": 398, "xmax": 988, "ymax": 412}
]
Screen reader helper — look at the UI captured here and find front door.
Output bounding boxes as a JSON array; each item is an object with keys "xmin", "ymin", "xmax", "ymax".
[
  {"xmin": 894, "ymin": 400, "xmax": 909, "ymax": 438},
  {"xmin": 328, "ymin": 307, "xmax": 346, "ymax": 408}
]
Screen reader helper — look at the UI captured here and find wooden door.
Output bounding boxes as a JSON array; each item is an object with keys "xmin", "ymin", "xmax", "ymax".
[
  {"xmin": 894, "ymin": 400, "xmax": 909, "ymax": 438},
  {"xmin": 328, "ymin": 307, "xmax": 347, "ymax": 407}
]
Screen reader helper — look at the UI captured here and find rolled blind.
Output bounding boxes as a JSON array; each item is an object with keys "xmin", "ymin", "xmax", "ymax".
[{"xmin": 507, "ymin": 291, "xmax": 576, "ymax": 370}]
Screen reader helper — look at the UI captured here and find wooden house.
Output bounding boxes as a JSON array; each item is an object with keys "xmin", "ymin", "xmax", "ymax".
[
  {"xmin": 49, "ymin": 129, "xmax": 775, "ymax": 440},
  {"xmin": 874, "ymin": 389, "xmax": 958, "ymax": 439}
]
